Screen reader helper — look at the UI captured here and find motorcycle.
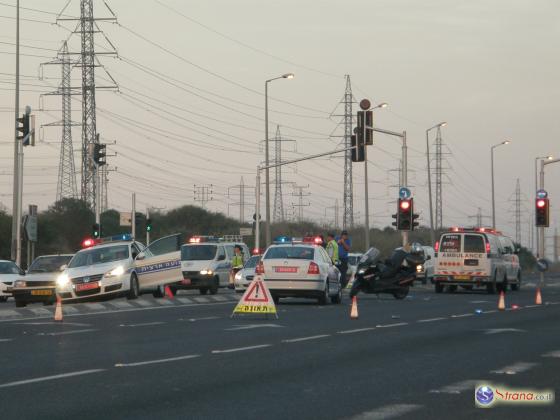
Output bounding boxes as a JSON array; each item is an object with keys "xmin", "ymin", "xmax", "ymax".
[{"xmin": 349, "ymin": 245, "xmax": 426, "ymax": 300}]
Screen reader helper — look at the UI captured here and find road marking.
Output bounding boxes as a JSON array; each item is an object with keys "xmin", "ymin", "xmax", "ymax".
[
  {"xmin": 225, "ymin": 323, "xmax": 283, "ymax": 331},
  {"xmin": 524, "ymin": 304, "xmax": 538, "ymax": 308},
  {"xmin": 491, "ymin": 362, "xmax": 537, "ymax": 375},
  {"xmin": 470, "ymin": 300, "xmax": 489, "ymax": 304},
  {"xmin": 542, "ymin": 350, "xmax": 560, "ymax": 358},
  {"xmin": 417, "ymin": 317, "xmax": 446, "ymax": 323},
  {"xmin": 337, "ymin": 327, "xmax": 376, "ymax": 334},
  {"xmin": 375, "ymin": 322, "xmax": 408, "ymax": 328},
  {"xmin": 115, "ymin": 354, "xmax": 200, "ymax": 367},
  {"xmin": 110, "ymin": 301, "xmax": 134, "ymax": 309},
  {"xmin": 451, "ymin": 313, "xmax": 474, "ymax": 318},
  {"xmin": 0, "ymin": 309, "xmax": 19, "ymax": 317},
  {"xmin": 0, "ymin": 338, "xmax": 13, "ymax": 342},
  {"xmin": 62, "ymin": 306, "xmax": 79, "ymax": 314},
  {"xmin": 484, "ymin": 328, "xmax": 525, "ymax": 335},
  {"xmin": 282, "ymin": 334, "xmax": 330, "ymax": 343},
  {"xmin": 27, "ymin": 307, "xmax": 52, "ymax": 315},
  {"xmin": 193, "ymin": 297, "xmax": 210, "ymax": 303},
  {"xmin": 176, "ymin": 297, "xmax": 192, "ymax": 304},
  {"xmin": 15, "ymin": 321, "xmax": 91, "ymax": 326},
  {"xmin": 38, "ymin": 328, "xmax": 98, "ymax": 336},
  {"xmin": 154, "ymin": 299, "xmax": 174, "ymax": 306},
  {"xmin": 211, "ymin": 344, "xmax": 271, "ymax": 354},
  {"xmin": 81, "ymin": 303, "xmax": 107, "ymax": 311},
  {"xmin": 119, "ymin": 322, "xmax": 165, "ymax": 328},
  {"xmin": 483, "ymin": 310, "xmax": 498, "ymax": 314},
  {"xmin": 348, "ymin": 404, "xmax": 422, "ymax": 420},
  {"xmin": 211, "ymin": 295, "xmax": 228, "ymax": 302},
  {"xmin": 430, "ymin": 379, "xmax": 481, "ymax": 394},
  {"xmin": 180, "ymin": 316, "xmax": 220, "ymax": 322},
  {"xmin": 0, "ymin": 369, "xmax": 105, "ymax": 388},
  {"xmin": 134, "ymin": 299, "xmax": 152, "ymax": 307}
]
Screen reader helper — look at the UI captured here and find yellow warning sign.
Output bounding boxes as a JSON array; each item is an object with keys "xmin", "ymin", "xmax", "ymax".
[{"xmin": 232, "ymin": 277, "xmax": 277, "ymax": 317}]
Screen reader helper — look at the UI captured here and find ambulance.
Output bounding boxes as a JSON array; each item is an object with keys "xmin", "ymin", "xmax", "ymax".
[{"xmin": 433, "ymin": 227, "xmax": 521, "ymax": 294}]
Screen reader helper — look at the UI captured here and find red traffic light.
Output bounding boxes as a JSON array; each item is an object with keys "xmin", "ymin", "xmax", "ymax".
[
  {"xmin": 536, "ymin": 199, "xmax": 546, "ymax": 208},
  {"xmin": 400, "ymin": 200, "xmax": 411, "ymax": 210}
]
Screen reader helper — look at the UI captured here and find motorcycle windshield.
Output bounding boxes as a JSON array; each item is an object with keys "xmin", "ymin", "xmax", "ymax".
[{"xmin": 358, "ymin": 248, "xmax": 381, "ymax": 267}]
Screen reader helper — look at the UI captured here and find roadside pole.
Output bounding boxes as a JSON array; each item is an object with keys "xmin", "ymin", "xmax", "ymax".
[
  {"xmin": 132, "ymin": 193, "xmax": 136, "ymax": 239},
  {"xmin": 11, "ymin": 0, "xmax": 20, "ymax": 263},
  {"xmin": 146, "ymin": 207, "xmax": 150, "ymax": 245}
]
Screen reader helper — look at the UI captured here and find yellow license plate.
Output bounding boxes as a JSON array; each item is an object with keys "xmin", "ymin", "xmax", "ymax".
[
  {"xmin": 31, "ymin": 289, "xmax": 53, "ymax": 296},
  {"xmin": 454, "ymin": 275, "xmax": 471, "ymax": 280}
]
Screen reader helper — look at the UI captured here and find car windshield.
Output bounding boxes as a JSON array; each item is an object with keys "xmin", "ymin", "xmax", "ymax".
[
  {"xmin": 0, "ymin": 261, "xmax": 20, "ymax": 274},
  {"xmin": 28, "ymin": 255, "xmax": 73, "ymax": 273},
  {"xmin": 68, "ymin": 245, "xmax": 129, "ymax": 268},
  {"xmin": 181, "ymin": 245, "xmax": 217, "ymax": 261},
  {"xmin": 244, "ymin": 255, "xmax": 261, "ymax": 268},
  {"xmin": 348, "ymin": 255, "xmax": 361, "ymax": 265},
  {"xmin": 464, "ymin": 234, "xmax": 485, "ymax": 253},
  {"xmin": 264, "ymin": 246, "xmax": 314, "ymax": 260}
]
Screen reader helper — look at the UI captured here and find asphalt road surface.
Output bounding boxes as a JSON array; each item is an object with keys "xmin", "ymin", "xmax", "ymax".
[{"xmin": 1, "ymin": 275, "xmax": 559, "ymax": 420}]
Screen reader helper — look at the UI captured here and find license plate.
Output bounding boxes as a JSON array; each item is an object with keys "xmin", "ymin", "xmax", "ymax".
[
  {"xmin": 454, "ymin": 275, "xmax": 471, "ymax": 280},
  {"xmin": 76, "ymin": 282, "xmax": 99, "ymax": 292},
  {"xmin": 181, "ymin": 278, "xmax": 191, "ymax": 285},
  {"xmin": 274, "ymin": 266, "xmax": 298, "ymax": 273},
  {"xmin": 31, "ymin": 289, "xmax": 53, "ymax": 296}
]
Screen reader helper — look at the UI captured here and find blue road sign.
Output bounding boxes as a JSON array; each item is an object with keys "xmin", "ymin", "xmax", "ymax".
[
  {"xmin": 399, "ymin": 187, "xmax": 411, "ymax": 199},
  {"xmin": 536, "ymin": 189, "xmax": 548, "ymax": 199}
]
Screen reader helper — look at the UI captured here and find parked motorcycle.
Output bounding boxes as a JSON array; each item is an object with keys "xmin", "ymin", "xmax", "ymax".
[{"xmin": 349, "ymin": 244, "xmax": 426, "ymax": 300}]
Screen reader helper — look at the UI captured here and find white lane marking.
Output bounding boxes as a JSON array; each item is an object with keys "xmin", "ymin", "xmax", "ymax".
[
  {"xmin": 37, "ymin": 328, "xmax": 98, "ymax": 336},
  {"xmin": 15, "ymin": 321, "xmax": 91, "ymax": 326},
  {"xmin": 119, "ymin": 322, "xmax": 165, "ymax": 328},
  {"xmin": 193, "ymin": 297, "xmax": 210, "ymax": 303},
  {"xmin": 430, "ymin": 379, "xmax": 481, "ymax": 394},
  {"xmin": 211, "ymin": 344, "xmax": 271, "ymax": 354},
  {"xmin": 115, "ymin": 354, "xmax": 200, "ymax": 367},
  {"xmin": 0, "ymin": 369, "xmax": 105, "ymax": 388},
  {"xmin": 470, "ymin": 300, "xmax": 490, "ymax": 304},
  {"xmin": 542, "ymin": 350, "xmax": 560, "ymax": 358},
  {"xmin": 27, "ymin": 307, "xmax": 52, "ymax": 315},
  {"xmin": 337, "ymin": 327, "xmax": 376, "ymax": 334},
  {"xmin": 417, "ymin": 317, "xmax": 446, "ymax": 323},
  {"xmin": 524, "ymin": 304, "xmax": 538, "ymax": 308},
  {"xmin": 451, "ymin": 313, "xmax": 474, "ymax": 318},
  {"xmin": 62, "ymin": 306, "xmax": 79, "ymax": 314},
  {"xmin": 348, "ymin": 404, "xmax": 422, "ymax": 420},
  {"xmin": 282, "ymin": 334, "xmax": 330, "ymax": 343},
  {"xmin": 134, "ymin": 299, "xmax": 152, "ymax": 307},
  {"xmin": 180, "ymin": 316, "xmax": 220, "ymax": 322},
  {"xmin": 176, "ymin": 297, "xmax": 192, "ymax": 304},
  {"xmin": 484, "ymin": 328, "xmax": 525, "ymax": 335},
  {"xmin": 110, "ymin": 301, "xmax": 134, "ymax": 309},
  {"xmin": 0, "ymin": 338, "xmax": 14, "ymax": 342},
  {"xmin": 211, "ymin": 295, "xmax": 228, "ymax": 302},
  {"xmin": 491, "ymin": 362, "xmax": 537, "ymax": 375},
  {"xmin": 375, "ymin": 322, "xmax": 408, "ymax": 328},
  {"xmin": 0, "ymin": 310, "xmax": 19, "ymax": 317},
  {"xmin": 483, "ymin": 310, "xmax": 498, "ymax": 314},
  {"xmin": 154, "ymin": 299, "xmax": 174, "ymax": 306},
  {"xmin": 81, "ymin": 303, "xmax": 107, "ymax": 311},
  {"xmin": 225, "ymin": 323, "xmax": 283, "ymax": 331}
]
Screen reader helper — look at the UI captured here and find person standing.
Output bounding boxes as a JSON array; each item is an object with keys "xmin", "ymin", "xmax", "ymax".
[
  {"xmin": 325, "ymin": 233, "xmax": 339, "ymax": 265},
  {"xmin": 337, "ymin": 230, "xmax": 351, "ymax": 288},
  {"xmin": 229, "ymin": 245, "xmax": 244, "ymax": 289}
]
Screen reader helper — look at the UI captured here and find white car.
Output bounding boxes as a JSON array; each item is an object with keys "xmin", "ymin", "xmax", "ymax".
[
  {"xmin": 346, "ymin": 253, "xmax": 363, "ymax": 287},
  {"xmin": 415, "ymin": 246, "xmax": 435, "ymax": 284},
  {"xmin": 56, "ymin": 235, "xmax": 146, "ymax": 301},
  {"xmin": 234, "ymin": 255, "xmax": 261, "ymax": 293},
  {"xmin": 0, "ymin": 260, "xmax": 25, "ymax": 302},
  {"xmin": 256, "ymin": 236, "xmax": 342, "ymax": 305}
]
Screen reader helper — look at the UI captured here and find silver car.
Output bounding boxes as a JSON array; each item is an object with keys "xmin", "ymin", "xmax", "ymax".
[{"xmin": 234, "ymin": 255, "xmax": 261, "ymax": 293}]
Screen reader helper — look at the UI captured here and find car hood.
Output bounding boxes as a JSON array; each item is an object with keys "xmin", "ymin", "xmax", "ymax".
[
  {"xmin": 21, "ymin": 272, "xmax": 60, "ymax": 282},
  {"xmin": 181, "ymin": 260, "xmax": 218, "ymax": 271},
  {"xmin": 1, "ymin": 274, "xmax": 21, "ymax": 283},
  {"xmin": 64, "ymin": 260, "xmax": 128, "ymax": 278}
]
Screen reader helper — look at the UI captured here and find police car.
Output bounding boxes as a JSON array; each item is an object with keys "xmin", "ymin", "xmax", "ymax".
[
  {"xmin": 433, "ymin": 227, "xmax": 521, "ymax": 294},
  {"xmin": 56, "ymin": 235, "xmax": 146, "ymax": 301},
  {"xmin": 0, "ymin": 260, "xmax": 25, "ymax": 302},
  {"xmin": 256, "ymin": 236, "xmax": 342, "ymax": 304},
  {"xmin": 234, "ymin": 254, "xmax": 262, "ymax": 293}
]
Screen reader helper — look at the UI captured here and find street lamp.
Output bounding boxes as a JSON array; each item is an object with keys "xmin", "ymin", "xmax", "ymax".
[
  {"xmin": 490, "ymin": 140, "xmax": 510, "ymax": 229},
  {"xmin": 265, "ymin": 73, "xmax": 294, "ymax": 246},
  {"xmin": 534, "ymin": 155, "xmax": 553, "ymax": 252},
  {"xmin": 426, "ymin": 122, "xmax": 446, "ymax": 246}
]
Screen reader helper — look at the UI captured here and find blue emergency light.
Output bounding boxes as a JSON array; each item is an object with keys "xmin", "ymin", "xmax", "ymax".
[{"xmin": 273, "ymin": 236, "xmax": 292, "ymax": 244}]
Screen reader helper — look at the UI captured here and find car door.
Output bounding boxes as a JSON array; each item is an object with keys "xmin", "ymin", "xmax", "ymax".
[
  {"xmin": 215, "ymin": 246, "xmax": 229, "ymax": 286},
  {"xmin": 135, "ymin": 233, "xmax": 183, "ymax": 289}
]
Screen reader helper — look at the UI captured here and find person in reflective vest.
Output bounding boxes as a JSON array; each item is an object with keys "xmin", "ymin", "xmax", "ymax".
[
  {"xmin": 229, "ymin": 245, "xmax": 244, "ymax": 288},
  {"xmin": 326, "ymin": 233, "xmax": 339, "ymax": 264}
]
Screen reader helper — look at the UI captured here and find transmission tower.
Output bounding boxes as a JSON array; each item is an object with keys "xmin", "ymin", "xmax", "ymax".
[
  {"xmin": 514, "ymin": 178, "xmax": 521, "ymax": 244},
  {"xmin": 41, "ymin": 41, "xmax": 78, "ymax": 201},
  {"xmin": 272, "ymin": 125, "xmax": 296, "ymax": 222},
  {"xmin": 291, "ymin": 185, "xmax": 310, "ymax": 222},
  {"xmin": 468, "ymin": 207, "xmax": 491, "ymax": 227},
  {"xmin": 194, "ymin": 184, "xmax": 213, "ymax": 209},
  {"xmin": 343, "ymin": 75, "xmax": 354, "ymax": 229},
  {"xmin": 228, "ymin": 177, "xmax": 255, "ymax": 223}
]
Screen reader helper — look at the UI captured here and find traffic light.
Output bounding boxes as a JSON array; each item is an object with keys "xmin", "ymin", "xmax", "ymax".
[
  {"xmin": 535, "ymin": 198, "xmax": 549, "ymax": 227},
  {"xmin": 356, "ymin": 110, "xmax": 373, "ymax": 145},
  {"xmin": 412, "ymin": 212, "xmax": 420, "ymax": 230},
  {"xmin": 92, "ymin": 223, "xmax": 101, "ymax": 239},
  {"xmin": 93, "ymin": 143, "xmax": 107, "ymax": 166},
  {"xmin": 351, "ymin": 134, "xmax": 365, "ymax": 162},
  {"xmin": 391, "ymin": 213, "xmax": 398, "ymax": 228},
  {"xmin": 397, "ymin": 198, "xmax": 413, "ymax": 230},
  {"xmin": 17, "ymin": 113, "xmax": 35, "ymax": 146},
  {"xmin": 146, "ymin": 218, "xmax": 152, "ymax": 232}
]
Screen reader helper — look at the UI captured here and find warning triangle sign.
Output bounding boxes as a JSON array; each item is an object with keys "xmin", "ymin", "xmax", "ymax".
[{"xmin": 232, "ymin": 276, "xmax": 277, "ymax": 317}]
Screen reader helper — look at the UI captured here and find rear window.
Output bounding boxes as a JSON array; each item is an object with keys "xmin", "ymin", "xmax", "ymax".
[
  {"xmin": 181, "ymin": 245, "xmax": 217, "ymax": 261},
  {"xmin": 464, "ymin": 235, "xmax": 485, "ymax": 253},
  {"xmin": 244, "ymin": 255, "xmax": 261, "ymax": 268},
  {"xmin": 440, "ymin": 235, "xmax": 460, "ymax": 252},
  {"xmin": 264, "ymin": 246, "xmax": 314, "ymax": 260}
]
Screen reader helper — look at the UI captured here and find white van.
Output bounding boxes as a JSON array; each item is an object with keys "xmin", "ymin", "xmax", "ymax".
[
  {"xmin": 416, "ymin": 246, "xmax": 435, "ymax": 284},
  {"xmin": 176, "ymin": 236, "xmax": 250, "ymax": 295},
  {"xmin": 433, "ymin": 228, "xmax": 521, "ymax": 294}
]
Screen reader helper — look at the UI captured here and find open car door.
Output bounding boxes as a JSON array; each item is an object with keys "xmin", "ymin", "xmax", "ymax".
[{"xmin": 135, "ymin": 233, "xmax": 183, "ymax": 289}]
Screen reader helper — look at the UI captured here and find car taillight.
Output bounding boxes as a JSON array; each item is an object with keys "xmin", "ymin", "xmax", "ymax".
[
  {"xmin": 434, "ymin": 241, "xmax": 439, "ymax": 252},
  {"xmin": 486, "ymin": 242, "xmax": 491, "ymax": 254},
  {"xmin": 308, "ymin": 261, "xmax": 320, "ymax": 275},
  {"xmin": 255, "ymin": 261, "xmax": 265, "ymax": 275}
]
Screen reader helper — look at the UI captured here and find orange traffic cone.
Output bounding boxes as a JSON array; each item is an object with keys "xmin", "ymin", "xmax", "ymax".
[
  {"xmin": 350, "ymin": 296, "xmax": 359, "ymax": 319},
  {"xmin": 498, "ymin": 291, "xmax": 505, "ymax": 311},
  {"xmin": 535, "ymin": 288, "xmax": 542, "ymax": 305},
  {"xmin": 54, "ymin": 295, "xmax": 63, "ymax": 322},
  {"xmin": 164, "ymin": 285, "xmax": 174, "ymax": 299}
]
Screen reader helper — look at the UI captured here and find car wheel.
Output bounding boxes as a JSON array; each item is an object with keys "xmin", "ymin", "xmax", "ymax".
[
  {"xmin": 393, "ymin": 286, "xmax": 409, "ymax": 300},
  {"xmin": 447, "ymin": 285, "xmax": 458, "ymax": 293},
  {"xmin": 331, "ymin": 285, "xmax": 342, "ymax": 304},
  {"xmin": 435, "ymin": 283, "xmax": 444, "ymax": 293},
  {"xmin": 318, "ymin": 282, "xmax": 328, "ymax": 305},
  {"xmin": 199, "ymin": 287, "xmax": 208, "ymax": 295},
  {"xmin": 15, "ymin": 300, "xmax": 26, "ymax": 308},
  {"xmin": 127, "ymin": 274, "xmax": 139, "ymax": 300},
  {"xmin": 511, "ymin": 272, "xmax": 521, "ymax": 291},
  {"xmin": 152, "ymin": 285, "xmax": 165, "ymax": 298},
  {"xmin": 209, "ymin": 277, "xmax": 219, "ymax": 295},
  {"xmin": 0, "ymin": 296, "xmax": 8, "ymax": 303}
]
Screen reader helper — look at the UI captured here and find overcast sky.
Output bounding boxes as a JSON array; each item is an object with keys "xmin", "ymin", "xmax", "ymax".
[{"xmin": 1, "ymin": 0, "xmax": 559, "ymax": 249}]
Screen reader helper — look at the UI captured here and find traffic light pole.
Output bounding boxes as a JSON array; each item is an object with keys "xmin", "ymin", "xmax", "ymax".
[
  {"xmin": 364, "ymin": 126, "xmax": 370, "ymax": 250},
  {"xmin": 132, "ymin": 193, "xmax": 136, "ymax": 239},
  {"xmin": 146, "ymin": 208, "xmax": 150, "ymax": 245},
  {"xmin": 11, "ymin": 0, "xmax": 20, "ymax": 264}
]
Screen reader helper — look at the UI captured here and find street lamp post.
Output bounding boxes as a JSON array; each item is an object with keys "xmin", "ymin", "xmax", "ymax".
[
  {"xmin": 534, "ymin": 155, "xmax": 553, "ymax": 253},
  {"xmin": 490, "ymin": 140, "xmax": 510, "ymax": 229},
  {"xmin": 265, "ymin": 73, "xmax": 294, "ymax": 247},
  {"xmin": 426, "ymin": 122, "xmax": 446, "ymax": 246}
]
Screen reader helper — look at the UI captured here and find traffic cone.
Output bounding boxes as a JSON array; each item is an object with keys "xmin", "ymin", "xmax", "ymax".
[
  {"xmin": 535, "ymin": 288, "xmax": 542, "ymax": 305},
  {"xmin": 164, "ymin": 285, "xmax": 174, "ymax": 299},
  {"xmin": 498, "ymin": 291, "xmax": 505, "ymax": 311},
  {"xmin": 350, "ymin": 296, "xmax": 359, "ymax": 319},
  {"xmin": 54, "ymin": 295, "xmax": 63, "ymax": 322}
]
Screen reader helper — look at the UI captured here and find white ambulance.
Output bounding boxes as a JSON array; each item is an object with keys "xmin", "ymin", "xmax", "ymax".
[{"xmin": 433, "ymin": 227, "xmax": 521, "ymax": 294}]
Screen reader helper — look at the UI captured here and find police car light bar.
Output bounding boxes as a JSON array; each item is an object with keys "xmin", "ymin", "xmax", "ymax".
[
  {"xmin": 273, "ymin": 236, "xmax": 292, "ymax": 244},
  {"xmin": 189, "ymin": 235, "xmax": 219, "ymax": 243},
  {"xmin": 303, "ymin": 236, "xmax": 323, "ymax": 245},
  {"xmin": 82, "ymin": 234, "xmax": 133, "ymax": 248},
  {"xmin": 82, "ymin": 238, "xmax": 96, "ymax": 248}
]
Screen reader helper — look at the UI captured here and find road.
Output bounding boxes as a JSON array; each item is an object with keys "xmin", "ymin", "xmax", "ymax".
[{"xmin": 1, "ymin": 275, "xmax": 559, "ymax": 420}]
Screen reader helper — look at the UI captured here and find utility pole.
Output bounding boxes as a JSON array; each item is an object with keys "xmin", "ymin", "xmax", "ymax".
[
  {"xmin": 515, "ymin": 179, "xmax": 522, "ymax": 244},
  {"xmin": 131, "ymin": 193, "xmax": 136, "ymax": 239},
  {"xmin": 10, "ymin": 0, "xmax": 20, "ymax": 262},
  {"xmin": 194, "ymin": 184, "xmax": 213, "ymax": 209},
  {"xmin": 291, "ymin": 185, "xmax": 310, "ymax": 222},
  {"xmin": 343, "ymin": 76, "xmax": 354, "ymax": 229},
  {"xmin": 434, "ymin": 126, "xmax": 448, "ymax": 230}
]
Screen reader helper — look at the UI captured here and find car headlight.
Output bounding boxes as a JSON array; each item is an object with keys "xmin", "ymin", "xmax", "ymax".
[
  {"xmin": 416, "ymin": 264, "xmax": 423, "ymax": 272},
  {"xmin": 234, "ymin": 271, "xmax": 242, "ymax": 281},
  {"xmin": 56, "ymin": 273, "xmax": 70, "ymax": 288},
  {"xmin": 105, "ymin": 265, "xmax": 125, "ymax": 278},
  {"xmin": 358, "ymin": 269, "xmax": 365, "ymax": 275},
  {"xmin": 200, "ymin": 269, "xmax": 213, "ymax": 276},
  {"xmin": 14, "ymin": 280, "xmax": 27, "ymax": 288}
]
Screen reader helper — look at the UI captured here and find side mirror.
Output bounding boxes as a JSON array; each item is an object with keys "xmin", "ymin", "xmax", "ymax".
[
  {"xmin": 217, "ymin": 254, "xmax": 225, "ymax": 261},
  {"xmin": 136, "ymin": 252, "xmax": 145, "ymax": 261},
  {"xmin": 59, "ymin": 264, "xmax": 67, "ymax": 271}
]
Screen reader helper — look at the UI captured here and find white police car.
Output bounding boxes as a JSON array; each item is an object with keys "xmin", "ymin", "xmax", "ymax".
[{"xmin": 56, "ymin": 235, "xmax": 145, "ymax": 301}]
